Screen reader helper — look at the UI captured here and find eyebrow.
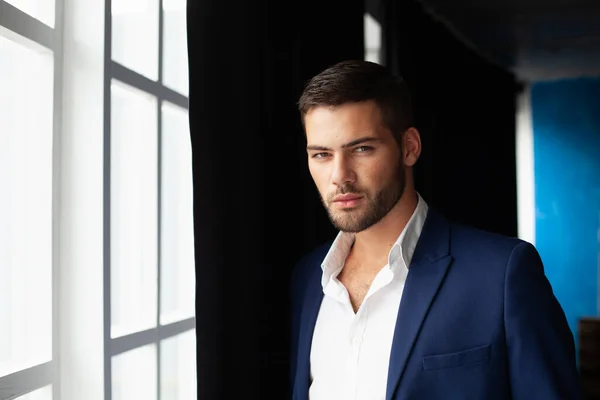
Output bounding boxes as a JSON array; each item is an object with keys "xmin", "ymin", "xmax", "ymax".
[{"xmin": 306, "ymin": 136, "xmax": 382, "ymax": 151}]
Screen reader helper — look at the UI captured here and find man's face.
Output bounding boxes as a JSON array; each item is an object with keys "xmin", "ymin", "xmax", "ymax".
[{"xmin": 305, "ymin": 101, "xmax": 405, "ymax": 233}]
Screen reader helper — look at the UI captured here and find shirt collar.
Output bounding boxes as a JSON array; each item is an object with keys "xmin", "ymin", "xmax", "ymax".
[{"xmin": 320, "ymin": 193, "xmax": 429, "ymax": 289}]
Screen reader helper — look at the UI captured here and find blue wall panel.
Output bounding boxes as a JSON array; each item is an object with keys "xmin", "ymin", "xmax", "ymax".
[{"xmin": 531, "ymin": 77, "xmax": 600, "ymax": 342}]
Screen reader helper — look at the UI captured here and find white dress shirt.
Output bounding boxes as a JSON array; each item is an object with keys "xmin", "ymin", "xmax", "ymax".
[{"xmin": 309, "ymin": 194, "xmax": 429, "ymax": 400}]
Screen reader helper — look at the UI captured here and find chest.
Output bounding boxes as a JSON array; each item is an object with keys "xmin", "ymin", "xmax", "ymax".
[
  {"xmin": 309, "ymin": 280, "xmax": 404, "ymax": 399},
  {"xmin": 338, "ymin": 272, "xmax": 372, "ymax": 312},
  {"xmin": 337, "ymin": 258, "xmax": 388, "ymax": 312}
]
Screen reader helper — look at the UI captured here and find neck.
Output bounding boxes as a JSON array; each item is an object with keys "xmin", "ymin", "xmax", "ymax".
[{"xmin": 351, "ymin": 188, "xmax": 419, "ymax": 263}]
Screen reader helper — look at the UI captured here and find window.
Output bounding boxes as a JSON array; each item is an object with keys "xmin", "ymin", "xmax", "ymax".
[
  {"xmin": 107, "ymin": 0, "xmax": 196, "ymax": 398},
  {"xmin": 16, "ymin": 386, "xmax": 53, "ymax": 400},
  {"xmin": 364, "ymin": 12, "xmax": 381, "ymax": 65},
  {"xmin": 3, "ymin": 0, "xmax": 55, "ymax": 27},
  {"xmin": 0, "ymin": 0, "xmax": 58, "ymax": 398},
  {"xmin": 516, "ymin": 86, "xmax": 536, "ymax": 244},
  {"xmin": 1, "ymin": 0, "xmax": 195, "ymax": 397}
]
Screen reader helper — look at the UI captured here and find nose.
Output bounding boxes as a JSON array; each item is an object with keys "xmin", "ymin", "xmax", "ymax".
[{"xmin": 331, "ymin": 154, "xmax": 356, "ymax": 187}]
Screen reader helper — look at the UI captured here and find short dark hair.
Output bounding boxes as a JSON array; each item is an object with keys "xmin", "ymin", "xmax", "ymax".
[{"xmin": 298, "ymin": 60, "xmax": 414, "ymax": 141}]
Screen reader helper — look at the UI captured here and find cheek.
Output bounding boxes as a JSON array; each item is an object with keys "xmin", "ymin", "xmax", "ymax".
[
  {"xmin": 308, "ymin": 163, "xmax": 329, "ymax": 193},
  {"xmin": 359, "ymin": 158, "xmax": 396, "ymax": 189}
]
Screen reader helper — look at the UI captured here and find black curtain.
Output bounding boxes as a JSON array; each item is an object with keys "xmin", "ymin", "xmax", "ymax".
[
  {"xmin": 187, "ymin": 0, "xmax": 518, "ymax": 397},
  {"xmin": 383, "ymin": 0, "xmax": 519, "ymax": 237},
  {"xmin": 186, "ymin": 0, "xmax": 363, "ymax": 398}
]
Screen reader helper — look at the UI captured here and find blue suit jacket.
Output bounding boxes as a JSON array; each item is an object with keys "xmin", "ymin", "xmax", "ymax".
[{"xmin": 290, "ymin": 208, "xmax": 581, "ymax": 400}]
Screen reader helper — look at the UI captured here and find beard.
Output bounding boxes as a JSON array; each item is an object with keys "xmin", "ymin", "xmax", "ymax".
[{"xmin": 322, "ymin": 163, "xmax": 406, "ymax": 233}]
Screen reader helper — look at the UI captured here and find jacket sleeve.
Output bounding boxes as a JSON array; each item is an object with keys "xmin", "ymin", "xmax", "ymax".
[
  {"xmin": 289, "ymin": 260, "xmax": 301, "ymax": 394},
  {"xmin": 504, "ymin": 241, "xmax": 582, "ymax": 399},
  {"xmin": 289, "ymin": 253, "xmax": 311, "ymax": 397}
]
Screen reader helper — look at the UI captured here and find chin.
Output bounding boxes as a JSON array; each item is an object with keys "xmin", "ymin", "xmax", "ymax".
[{"xmin": 330, "ymin": 215, "xmax": 370, "ymax": 233}]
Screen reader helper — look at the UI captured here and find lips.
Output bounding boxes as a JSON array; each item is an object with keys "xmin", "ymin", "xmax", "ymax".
[
  {"xmin": 331, "ymin": 194, "xmax": 364, "ymax": 208},
  {"xmin": 333, "ymin": 194, "xmax": 363, "ymax": 202}
]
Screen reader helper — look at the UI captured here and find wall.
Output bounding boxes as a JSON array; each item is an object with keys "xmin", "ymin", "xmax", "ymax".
[
  {"xmin": 527, "ymin": 77, "xmax": 600, "ymax": 341},
  {"xmin": 384, "ymin": 0, "xmax": 519, "ymax": 237}
]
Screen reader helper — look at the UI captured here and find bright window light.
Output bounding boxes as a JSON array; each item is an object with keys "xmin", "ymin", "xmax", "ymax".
[
  {"xmin": 112, "ymin": 344, "xmax": 157, "ymax": 400},
  {"xmin": 111, "ymin": 0, "xmax": 159, "ymax": 80},
  {"xmin": 110, "ymin": 80, "xmax": 158, "ymax": 338},
  {"xmin": 516, "ymin": 87, "xmax": 536, "ymax": 244},
  {"xmin": 160, "ymin": 330, "xmax": 197, "ymax": 400},
  {"xmin": 15, "ymin": 385, "xmax": 52, "ymax": 400},
  {"xmin": 364, "ymin": 13, "xmax": 381, "ymax": 64},
  {"xmin": 160, "ymin": 102, "xmax": 195, "ymax": 325},
  {"xmin": 162, "ymin": 0, "xmax": 188, "ymax": 96},
  {"xmin": 0, "ymin": 32, "xmax": 53, "ymax": 377}
]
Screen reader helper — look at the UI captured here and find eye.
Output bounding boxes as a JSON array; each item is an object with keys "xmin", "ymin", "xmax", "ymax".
[
  {"xmin": 312, "ymin": 152, "xmax": 331, "ymax": 159},
  {"xmin": 354, "ymin": 146, "xmax": 373, "ymax": 153}
]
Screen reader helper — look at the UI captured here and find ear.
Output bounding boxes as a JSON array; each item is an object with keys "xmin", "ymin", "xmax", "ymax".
[{"xmin": 403, "ymin": 127, "xmax": 422, "ymax": 167}]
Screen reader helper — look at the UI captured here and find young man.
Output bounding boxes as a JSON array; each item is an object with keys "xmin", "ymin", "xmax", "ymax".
[{"xmin": 289, "ymin": 60, "xmax": 581, "ymax": 400}]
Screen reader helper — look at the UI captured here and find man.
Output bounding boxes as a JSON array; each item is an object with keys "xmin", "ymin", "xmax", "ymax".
[{"xmin": 289, "ymin": 60, "xmax": 581, "ymax": 400}]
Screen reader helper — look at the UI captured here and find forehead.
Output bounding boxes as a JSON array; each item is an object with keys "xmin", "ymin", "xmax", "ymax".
[{"xmin": 304, "ymin": 101, "xmax": 390, "ymax": 147}]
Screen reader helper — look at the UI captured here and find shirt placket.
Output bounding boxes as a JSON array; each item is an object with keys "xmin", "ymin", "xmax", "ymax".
[{"xmin": 346, "ymin": 303, "xmax": 368, "ymax": 399}]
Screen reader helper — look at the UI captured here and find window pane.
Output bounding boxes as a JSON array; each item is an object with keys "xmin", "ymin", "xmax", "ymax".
[
  {"xmin": 364, "ymin": 13, "xmax": 381, "ymax": 64},
  {"xmin": 16, "ymin": 385, "xmax": 52, "ymax": 400},
  {"xmin": 0, "ymin": 33, "xmax": 53, "ymax": 377},
  {"xmin": 162, "ymin": 0, "xmax": 188, "ymax": 96},
  {"xmin": 112, "ymin": 345, "xmax": 157, "ymax": 400},
  {"xmin": 365, "ymin": 50, "xmax": 380, "ymax": 64},
  {"xmin": 111, "ymin": 80, "xmax": 158, "ymax": 338},
  {"xmin": 112, "ymin": 0, "xmax": 159, "ymax": 80},
  {"xmin": 160, "ymin": 102, "xmax": 195, "ymax": 324},
  {"xmin": 4, "ymin": 0, "xmax": 55, "ymax": 27},
  {"xmin": 160, "ymin": 330, "xmax": 196, "ymax": 400}
]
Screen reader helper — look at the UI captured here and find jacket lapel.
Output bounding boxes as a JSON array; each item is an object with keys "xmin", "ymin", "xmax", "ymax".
[
  {"xmin": 385, "ymin": 208, "xmax": 453, "ymax": 400},
  {"xmin": 293, "ymin": 264, "xmax": 324, "ymax": 399}
]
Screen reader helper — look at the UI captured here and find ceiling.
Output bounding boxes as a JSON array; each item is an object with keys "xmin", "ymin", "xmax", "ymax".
[{"xmin": 372, "ymin": 0, "xmax": 600, "ymax": 82}]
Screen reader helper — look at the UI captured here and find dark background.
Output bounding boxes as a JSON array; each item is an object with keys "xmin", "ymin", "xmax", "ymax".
[{"xmin": 187, "ymin": 0, "xmax": 600, "ymax": 397}]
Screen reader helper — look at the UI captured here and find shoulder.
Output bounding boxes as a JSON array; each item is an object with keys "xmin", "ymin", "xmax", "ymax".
[
  {"xmin": 447, "ymin": 220, "xmax": 534, "ymax": 267},
  {"xmin": 437, "ymin": 219, "xmax": 547, "ymax": 298},
  {"xmin": 291, "ymin": 240, "xmax": 333, "ymax": 284},
  {"xmin": 289, "ymin": 240, "xmax": 332, "ymax": 312}
]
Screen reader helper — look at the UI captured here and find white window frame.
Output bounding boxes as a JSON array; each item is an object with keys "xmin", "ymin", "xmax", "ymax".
[
  {"xmin": 0, "ymin": 0, "xmax": 62, "ymax": 398},
  {"xmin": 104, "ymin": 0, "xmax": 193, "ymax": 399},
  {"xmin": 1, "ymin": 0, "xmax": 193, "ymax": 398}
]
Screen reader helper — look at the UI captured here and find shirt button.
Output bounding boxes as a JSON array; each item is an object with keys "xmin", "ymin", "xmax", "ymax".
[{"xmin": 351, "ymin": 337, "xmax": 362, "ymax": 346}]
